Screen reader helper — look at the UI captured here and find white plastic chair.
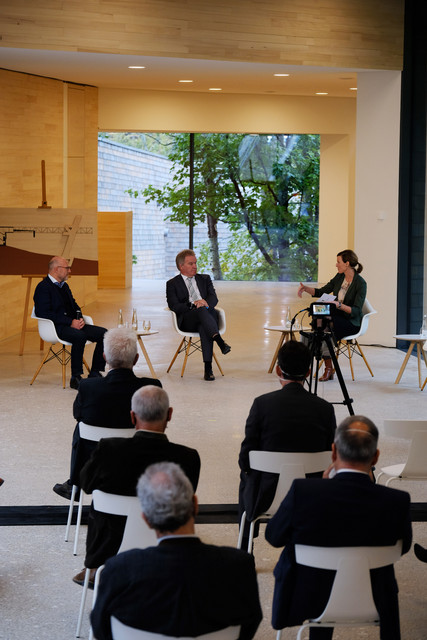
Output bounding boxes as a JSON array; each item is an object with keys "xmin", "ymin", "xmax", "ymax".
[
  {"xmin": 110, "ymin": 617, "xmax": 240, "ymax": 640},
  {"xmin": 76, "ymin": 490, "xmax": 157, "ymax": 639},
  {"xmin": 30, "ymin": 307, "xmax": 93, "ymax": 388},
  {"xmin": 275, "ymin": 541, "xmax": 402, "ymax": 640},
  {"xmin": 237, "ymin": 450, "xmax": 331, "ymax": 553},
  {"xmin": 334, "ymin": 299, "xmax": 377, "ymax": 380},
  {"xmin": 166, "ymin": 307, "xmax": 227, "ymax": 377},
  {"xmin": 376, "ymin": 420, "xmax": 427, "ymax": 486},
  {"xmin": 65, "ymin": 423, "xmax": 136, "ymax": 556}
]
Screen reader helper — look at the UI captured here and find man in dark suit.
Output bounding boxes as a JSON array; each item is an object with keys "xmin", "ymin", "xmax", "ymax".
[
  {"xmin": 73, "ymin": 385, "xmax": 201, "ymax": 588},
  {"xmin": 53, "ymin": 327, "xmax": 162, "ymax": 500},
  {"xmin": 238, "ymin": 340, "xmax": 336, "ymax": 544},
  {"xmin": 91, "ymin": 461, "xmax": 262, "ymax": 640},
  {"xmin": 33, "ymin": 255, "xmax": 107, "ymax": 389},
  {"xmin": 166, "ymin": 249, "xmax": 230, "ymax": 380},
  {"xmin": 266, "ymin": 415, "xmax": 412, "ymax": 640}
]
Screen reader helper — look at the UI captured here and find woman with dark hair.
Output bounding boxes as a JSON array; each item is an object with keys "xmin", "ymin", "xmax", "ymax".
[{"xmin": 298, "ymin": 249, "xmax": 367, "ymax": 381}]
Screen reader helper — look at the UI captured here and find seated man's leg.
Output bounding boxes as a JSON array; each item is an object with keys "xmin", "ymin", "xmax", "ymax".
[
  {"xmin": 84, "ymin": 506, "xmax": 126, "ymax": 569},
  {"xmin": 81, "ymin": 324, "xmax": 107, "ymax": 373},
  {"xmin": 56, "ymin": 325, "xmax": 87, "ymax": 376}
]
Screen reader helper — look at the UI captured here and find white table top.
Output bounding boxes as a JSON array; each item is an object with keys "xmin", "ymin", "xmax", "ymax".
[
  {"xmin": 394, "ymin": 334, "xmax": 426, "ymax": 341},
  {"xmin": 136, "ymin": 329, "xmax": 159, "ymax": 337},
  {"xmin": 264, "ymin": 325, "xmax": 311, "ymax": 332}
]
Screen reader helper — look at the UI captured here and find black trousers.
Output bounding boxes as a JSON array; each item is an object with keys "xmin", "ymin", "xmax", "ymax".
[
  {"xmin": 179, "ymin": 307, "xmax": 220, "ymax": 362},
  {"xmin": 56, "ymin": 323, "xmax": 107, "ymax": 376}
]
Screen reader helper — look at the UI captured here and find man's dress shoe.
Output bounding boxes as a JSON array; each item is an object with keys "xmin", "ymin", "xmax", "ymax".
[
  {"xmin": 73, "ymin": 567, "xmax": 96, "ymax": 589},
  {"xmin": 220, "ymin": 342, "xmax": 231, "ymax": 355},
  {"xmin": 70, "ymin": 375, "xmax": 82, "ymax": 390},
  {"xmin": 414, "ymin": 543, "xmax": 427, "ymax": 563},
  {"xmin": 53, "ymin": 481, "xmax": 76, "ymax": 500},
  {"xmin": 204, "ymin": 370, "xmax": 215, "ymax": 381}
]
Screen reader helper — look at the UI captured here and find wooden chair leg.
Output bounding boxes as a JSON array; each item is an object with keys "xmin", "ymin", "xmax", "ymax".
[
  {"xmin": 213, "ymin": 350, "xmax": 224, "ymax": 376},
  {"xmin": 355, "ymin": 340, "xmax": 374, "ymax": 377},
  {"xmin": 181, "ymin": 338, "xmax": 192, "ymax": 377},
  {"xmin": 61, "ymin": 345, "xmax": 67, "ymax": 388},
  {"xmin": 167, "ymin": 338, "xmax": 185, "ymax": 373},
  {"xmin": 30, "ymin": 347, "xmax": 53, "ymax": 385},
  {"xmin": 347, "ymin": 342, "xmax": 355, "ymax": 381}
]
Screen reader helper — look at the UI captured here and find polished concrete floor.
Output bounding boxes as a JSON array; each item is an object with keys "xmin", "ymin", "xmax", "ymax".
[{"xmin": 1, "ymin": 280, "xmax": 427, "ymax": 639}]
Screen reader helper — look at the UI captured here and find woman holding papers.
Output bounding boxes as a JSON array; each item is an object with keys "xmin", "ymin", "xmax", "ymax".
[{"xmin": 298, "ymin": 249, "xmax": 367, "ymax": 381}]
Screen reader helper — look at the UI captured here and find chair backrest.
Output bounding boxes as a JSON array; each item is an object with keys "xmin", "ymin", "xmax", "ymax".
[
  {"xmin": 400, "ymin": 430, "xmax": 427, "ymax": 478},
  {"xmin": 342, "ymin": 298, "xmax": 377, "ymax": 341},
  {"xmin": 295, "ymin": 541, "xmax": 402, "ymax": 624},
  {"xmin": 78, "ymin": 422, "xmax": 136, "ymax": 442},
  {"xmin": 92, "ymin": 490, "xmax": 157, "ymax": 552},
  {"xmin": 249, "ymin": 450, "xmax": 331, "ymax": 515},
  {"xmin": 31, "ymin": 307, "xmax": 61, "ymax": 343},
  {"xmin": 383, "ymin": 419, "xmax": 427, "ymax": 439},
  {"xmin": 111, "ymin": 617, "xmax": 240, "ymax": 640}
]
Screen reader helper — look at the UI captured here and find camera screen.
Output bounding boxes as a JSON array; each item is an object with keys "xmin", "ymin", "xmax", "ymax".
[{"xmin": 312, "ymin": 303, "xmax": 331, "ymax": 315}]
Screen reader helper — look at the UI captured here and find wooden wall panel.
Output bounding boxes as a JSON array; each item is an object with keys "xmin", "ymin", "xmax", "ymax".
[
  {"xmin": 98, "ymin": 212, "xmax": 133, "ymax": 289},
  {"xmin": 0, "ymin": 0, "xmax": 404, "ymax": 70},
  {"xmin": 0, "ymin": 70, "xmax": 99, "ymax": 341}
]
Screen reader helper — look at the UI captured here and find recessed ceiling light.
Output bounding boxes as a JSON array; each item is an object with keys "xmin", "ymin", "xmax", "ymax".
[
  {"xmin": 209, "ymin": 87, "xmax": 222, "ymax": 91},
  {"xmin": 128, "ymin": 66, "xmax": 145, "ymax": 69},
  {"xmin": 350, "ymin": 87, "xmax": 358, "ymax": 91},
  {"xmin": 274, "ymin": 73, "xmax": 290, "ymax": 77},
  {"xmin": 179, "ymin": 80, "xmax": 193, "ymax": 83},
  {"xmin": 315, "ymin": 92, "xmax": 328, "ymax": 95}
]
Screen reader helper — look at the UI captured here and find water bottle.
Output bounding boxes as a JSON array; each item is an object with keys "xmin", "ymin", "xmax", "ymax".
[
  {"xmin": 421, "ymin": 315, "xmax": 427, "ymax": 337},
  {"xmin": 117, "ymin": 309, "xmax": 124, "ymax": 328},
  {"xmin": 284, "ymin": 306, "xmax": 292, "ymax": 329},
  {"xmin": 131, "ymin": 308, "xmax": 138, "ymax": 331}
]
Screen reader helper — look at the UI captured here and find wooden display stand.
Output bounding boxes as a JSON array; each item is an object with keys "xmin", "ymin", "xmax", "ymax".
[{"xmin": 98, "ymin": 211, "xmax": 132, "ymax": 289}]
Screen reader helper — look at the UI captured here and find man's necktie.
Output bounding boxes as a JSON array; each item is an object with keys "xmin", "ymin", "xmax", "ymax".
[{"xmin": 186, "ymin": 277, "xmax": 197, "ymax": 303}]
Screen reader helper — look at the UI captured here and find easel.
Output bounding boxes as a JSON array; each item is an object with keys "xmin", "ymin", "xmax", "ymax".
[{"xmin": 19, "ymin": 161, "xmax": 82, "ymax": 354}]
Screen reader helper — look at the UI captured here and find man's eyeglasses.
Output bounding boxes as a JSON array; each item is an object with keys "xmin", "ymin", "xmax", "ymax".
[{"xmin": 57, "ymin": 265, "xmax": 72, "ymax": 270}]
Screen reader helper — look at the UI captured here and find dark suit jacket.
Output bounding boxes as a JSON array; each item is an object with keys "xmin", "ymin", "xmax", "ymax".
[
  {"xmin": 239, "ymin": 383, "xmax": 336, "ymax": 521},
  {"xmin": 80, "ymin": 431, "xmax": 201, "ymax": 568},
  {"xmin": 166, "ymin": 273, "xmax": 218, "ymax": 327},
  {"xmin": 34, "ymin": 275, "xmax": 80, "ymax": 327},
  {"xmin": 265, "ymin": 473, "xmax": 412, "ymax": 637},
  {"xmin": 314, "ymin": 272, "xmax": 367, "ymax": 328},
  {"xmin": 70, "ymin": 368, "xmax": 162, "ymax": 484},
  {"xmin": 91, "ymin": 537, "xmax": 262, "ymax": 640}
]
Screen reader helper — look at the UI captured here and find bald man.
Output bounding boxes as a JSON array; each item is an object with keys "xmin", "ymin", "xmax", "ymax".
[{"xmin": 34, "ymin": 256, "xmax": 107, "ymax": 389}]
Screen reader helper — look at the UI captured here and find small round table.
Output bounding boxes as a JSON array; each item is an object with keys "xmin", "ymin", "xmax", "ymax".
[
  {"xmin": 136, "ymin": 329, "xmax": 159, "ymax": 379},
  {"xmin": 264, "ymin": 325, "xmax": 311, "ymax": 373},
  {"xmin": 393, "ymin": 334, "xmax": 427, "ymax": 389}
]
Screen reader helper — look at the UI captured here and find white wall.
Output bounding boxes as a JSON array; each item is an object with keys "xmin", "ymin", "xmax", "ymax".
[{"xmin": 354, "ymin": 71, "xmax": 402, "ymax": 347}]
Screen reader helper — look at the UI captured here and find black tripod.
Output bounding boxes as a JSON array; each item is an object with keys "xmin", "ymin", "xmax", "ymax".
[{"xmin": 294, "ymin": 313, "xmax": 354, "ymax": 416}]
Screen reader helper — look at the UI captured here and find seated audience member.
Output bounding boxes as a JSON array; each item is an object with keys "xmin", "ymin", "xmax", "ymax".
[
  {"xmin": 166, "ymin": 249, "xmax": 230, "ymax": 381},
  {"xmin": 73, "ymin": 386, "xmax": 200, "ymax": 588},
  {"xmin": 33, "ymin": 256, "xmax": 107, "ymax": 389},
  {"xmin": 238, "ymin": 340, "xmax": 336, "ymax": 545},
  {"xmin": 266, "ymin": 415, "xmax": 412, "ymax": 640},
  {"xmin": 53, "ymin": 327, "xmax": 161, "ymax": 500},
  {"xmin": 91, "ymin": 462, "xmax": 263, "ymax": 640}
]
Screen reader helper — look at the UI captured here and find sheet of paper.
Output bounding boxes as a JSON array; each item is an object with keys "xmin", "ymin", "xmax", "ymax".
[{"xmin": 317, "ymin": 293, "xmax": 336, "ymax": 302}]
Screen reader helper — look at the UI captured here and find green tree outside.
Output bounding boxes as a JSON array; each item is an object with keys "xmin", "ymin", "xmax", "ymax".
[{"xmin": 126, "ymin": 133, "xmax": 319, "ymax": 281}]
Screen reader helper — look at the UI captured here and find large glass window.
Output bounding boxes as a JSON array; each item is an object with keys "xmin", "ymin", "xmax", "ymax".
[{"xmin": 99, "ymin": 132, "xmax": 320, "ymax": 281}]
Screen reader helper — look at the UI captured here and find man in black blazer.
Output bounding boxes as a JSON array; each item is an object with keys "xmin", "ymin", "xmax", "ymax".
[
  {"xmin": 166, "ymin": 249, "xmax": 230, "ymax": 380},
  {"xmin": 33, "ymin": 256, "xmax": 107, "ymax": 389},
  {"xmin": 73, "ymin": 385, "xmax": 201, "ymax": 588},
  {"xmin": 266, "ymin": 415, "xmax": 412, "ymax": 640},
  {"xmin": 53, "ymin": 327, "xmax": 162, "ymax": 499},
  {"xmin": 91, "ymin": 461, "xmax": 262, "ymax": 640},
  {"xmin": 238, "ymin": 341, "xmax": 336, "ymax": 544}
]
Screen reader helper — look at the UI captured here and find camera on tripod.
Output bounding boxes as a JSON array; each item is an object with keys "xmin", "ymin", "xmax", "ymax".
[{"xmin": 308, "ymin": 302, "xmax": 332, "ymax": 332}]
